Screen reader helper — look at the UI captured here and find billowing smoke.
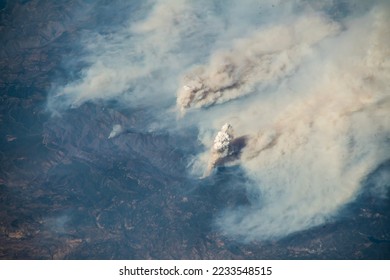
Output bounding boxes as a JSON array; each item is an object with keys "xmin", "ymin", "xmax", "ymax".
[
  {"xmin": 204, "ymin": 123, "xmax": 234, "ymax": 176},
  {"xmin": 47, "ymin": 0, "xmax": 224, "ymax": 113},
  {"xmin": 48, "ymin": 0, "xmax": 390, "ymax": 241},
  {"xmin": 176, "ymin": 14, "xmax": 340, "ymax": 114},
  {"xmin": 210, "ymin": 3, "xmax": 390, "ymax": 240}
]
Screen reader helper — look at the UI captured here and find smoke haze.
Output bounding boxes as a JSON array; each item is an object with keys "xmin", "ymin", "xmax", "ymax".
[
  {"xmin": 176, "ymin": 13, "xmax": 340, "ymax": 113},
  {"xmin": 48, "ymin": 0, "xmax": 390, "ymax": 241}
]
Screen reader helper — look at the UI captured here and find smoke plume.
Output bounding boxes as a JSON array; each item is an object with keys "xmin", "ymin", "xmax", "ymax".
[
  {"xmin": 176, "ymin": 14, "xmax": 340, "ymax": 114},
  {"xmin": 108, "ymin": 124, "xmax": 123, "ymax": 139},
  {"xmin": 48, "ymin": 0, "xmax": 390, "ymax": 241}
]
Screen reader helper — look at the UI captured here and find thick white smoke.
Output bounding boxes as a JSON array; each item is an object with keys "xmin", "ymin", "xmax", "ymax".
[
  {"xmin": 48, "ymin": 0, "xmax": 390, "ymax": 241},
  {"xmin": 203, "ymin": 123, "xmax": 235, "ymax": 177}
]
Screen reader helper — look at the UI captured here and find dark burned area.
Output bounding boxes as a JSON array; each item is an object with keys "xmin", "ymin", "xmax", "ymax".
[{"xmin": 0, "ymin": 0, "xmax": 389, "ymax": 259}]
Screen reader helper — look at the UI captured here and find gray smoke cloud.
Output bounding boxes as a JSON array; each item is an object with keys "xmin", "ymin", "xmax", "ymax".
[
  {"xmin": 48, "ymin": 0, "xmax": 390, "ymax": 241},
  {"xmin": 176, "ymin": 14, "xmax": 340, "ymax": 114},
  {"xmin": 47, "ymin": 0, "xmax": 224, "ymax": 113}
]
